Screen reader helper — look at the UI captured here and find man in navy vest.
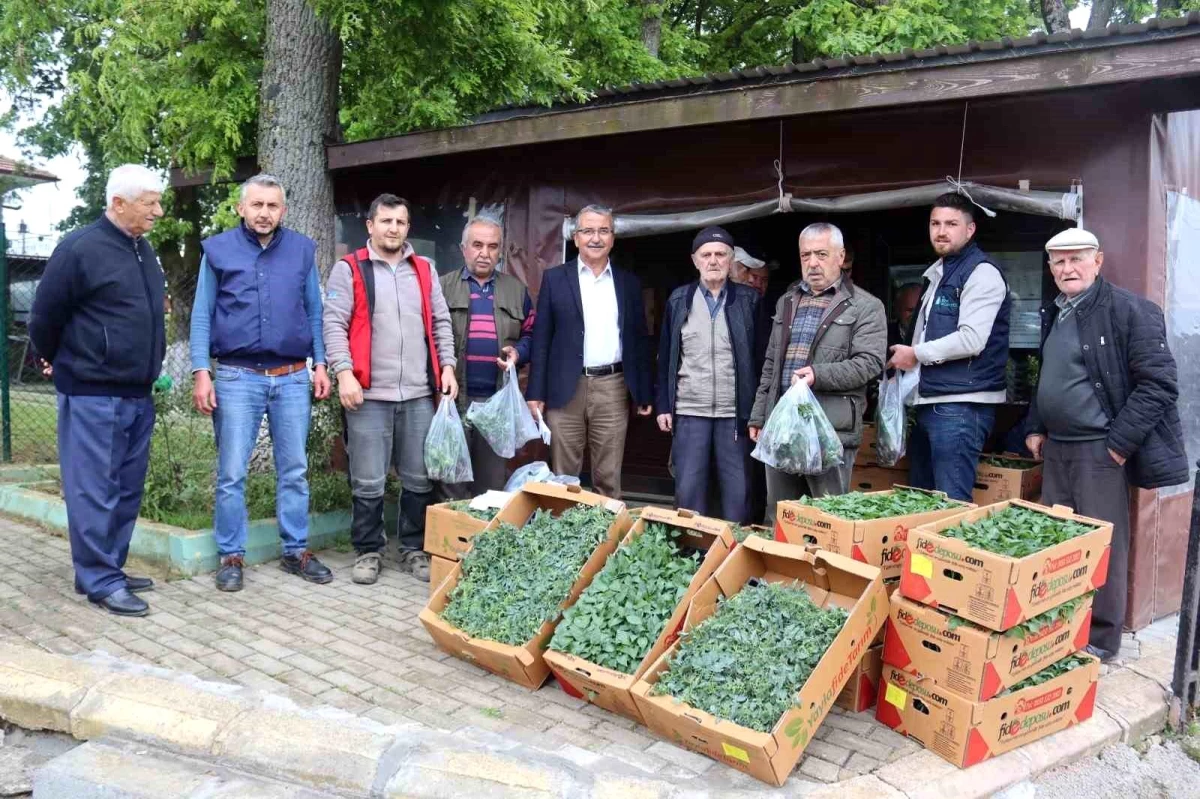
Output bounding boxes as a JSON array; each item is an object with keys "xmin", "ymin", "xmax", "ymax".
[
  {"xmin": 190, "ymin": 174, "xmax": 333, "ymax": 592},
  {"xmin": 887, "ymin": 193, "xmax": 1011, "ymax": 501},
  {"xmin": 30, "ymin": 164, "xmax": 167, "ymax": 617}
]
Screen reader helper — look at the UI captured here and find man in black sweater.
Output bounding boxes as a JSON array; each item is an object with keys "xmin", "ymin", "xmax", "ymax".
[
  {"xmin": 1025, "ymin": 228, "xmax": 1188, "ymax": 661},
  {"xmin": 30, "ymin": 164, "xmax": 167, "ymax": 617}
]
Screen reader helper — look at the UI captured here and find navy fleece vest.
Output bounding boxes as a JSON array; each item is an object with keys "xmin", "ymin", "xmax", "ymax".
[
  {"xmin": 919, "ymin": 242, "xmax": 1010, "ymax": 397},
  {"xmin": 201, "ymin": 225, "xmax": 315, "ymax": 366}
]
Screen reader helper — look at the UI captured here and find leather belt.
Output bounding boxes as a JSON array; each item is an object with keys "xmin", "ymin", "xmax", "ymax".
[
  {"xmin": 583, "ymin": 362, "xmax": 623, "ymax": 377},
  {"xmin": 252, "ymin": 361, "xmax": 308, "ymax": 377}
]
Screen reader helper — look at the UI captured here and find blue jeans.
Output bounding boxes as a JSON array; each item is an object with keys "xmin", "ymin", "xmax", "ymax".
[
  {"xmin": 672, "ymin": 415, "xmax": 751, "ymax": 523},
  {"xmin": 212, "ymin": 365, "xmax": 312, "ymax": 557},
  {"xmin": 908, "ymin": 402, "xmax": 996, "ymax": 502},
  {"xmin": 58, "ymin": 394, "xmax": 155, "ymax": 600}
]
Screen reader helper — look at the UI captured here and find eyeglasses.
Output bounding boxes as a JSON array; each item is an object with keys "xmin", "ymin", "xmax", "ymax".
[
  {"xmin": 800, "ymin": 250, "xmax": 833, "ymax": 262},
  {"xmin": 576, "ymin": 227, "xmax": 613, "ymax": 238}
]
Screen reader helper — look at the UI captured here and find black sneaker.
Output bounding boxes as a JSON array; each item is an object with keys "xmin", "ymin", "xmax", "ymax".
[
  {"xmin": 281, "ymin": 551, "xmax": 333, "ymax": 584},
  {"xmin": 215, "ymin": 555, "xmax": 244, "ymax": 592},
  {"xmin": 1084, "ymin": 644, "xmax": 1116, "ymax": 664}
]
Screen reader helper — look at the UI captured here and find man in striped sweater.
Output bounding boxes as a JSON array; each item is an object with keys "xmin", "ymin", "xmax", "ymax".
[{"xmin": 440, "ymin": 214, "xmax": 535, "ymax": 496}]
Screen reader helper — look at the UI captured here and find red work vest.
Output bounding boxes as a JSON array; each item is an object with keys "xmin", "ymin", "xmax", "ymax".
[{"xmin": 342, "ymin": 247, "xmax": 442, "ymax": 392}]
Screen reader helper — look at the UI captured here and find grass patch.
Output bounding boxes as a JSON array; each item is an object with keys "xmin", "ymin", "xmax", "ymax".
[{"xmin": 479, "ymin": 707, "xmax": 503, "ymax": 719}]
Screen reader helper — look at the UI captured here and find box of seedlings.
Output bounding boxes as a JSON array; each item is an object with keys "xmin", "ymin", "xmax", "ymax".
[
  {"xmin": 544, "ymin": 507, "xmax": 735, "ymax": 723},
  {"xmin": 631, "ymin": 537, "xmax": 887, "ymax": 786},
  {"xmin": 419, "ymin": 483, "xmax": 631, "ymax": 689}
]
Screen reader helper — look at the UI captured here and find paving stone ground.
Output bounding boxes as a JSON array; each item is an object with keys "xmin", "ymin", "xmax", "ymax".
[{"xmin": 0, "ymin": 516, "xmax": 1178, "ymax": 795}]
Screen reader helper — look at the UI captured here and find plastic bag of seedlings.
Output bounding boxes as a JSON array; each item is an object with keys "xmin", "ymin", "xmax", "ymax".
[
  {"xmin": 503, "ymin": 461, "xmax": 581, "ymax": 492},
  {"xmin": 466, "ymin": 362, "xmax": 541, "ymax": 458},
  {"xmin": 751, "ymin": 379, "xmax": 843, "ymax": 475},
  {"xmin": 424, "ymin": 398, "xmax": 474, "ymax": 483}
]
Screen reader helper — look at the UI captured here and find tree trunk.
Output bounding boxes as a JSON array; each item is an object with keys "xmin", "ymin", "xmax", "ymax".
[
  {"xmin": 1087, "ymin": 0, "xmax": 1117, "ymax": 30},
  {"xmin": 1040, "ymin": 0, "xmax": 1070, "ymax": 33},
  {"xmin": 641, "ymin": 0, "xmax": 663, "ymax": 58},
  {"xmin": 258, "ymin": 0, "xmax": 341, "ymax": 272}
]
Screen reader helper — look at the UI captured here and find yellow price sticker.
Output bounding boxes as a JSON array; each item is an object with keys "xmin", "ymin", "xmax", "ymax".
[
  {"xmin": 721, "ymin": 742, "xmax": 751, "ymax": 763},
  {"xmin": 885, "ymin": 683, "xmax": 908, "ymax": 710},
  {"xmin": 910, "ymin": 553, "xmax": 933, "ymax": 578}
]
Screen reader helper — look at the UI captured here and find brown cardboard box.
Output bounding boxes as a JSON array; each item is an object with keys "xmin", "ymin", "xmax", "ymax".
[
  {"xmin": 901, "ymin": 500, "xmax": 1113, "ymax": 632},
  {"xmin": 429, "ymin": 554, "xmax": 456, "ymax": 598},
  {"xmin": 418, "ymin": 483, "xmax": 632, "ymax": 690},
  {"xmin": 973, "ymin": 456, "xmax": 1044, "ymax": 506},
  {"xmin": 775, "ymin": 488, "xmax": 973, "ymax": 581},
  {"xmin": 884, "ymin": 592, "xmax": 1093, "ymax": 701},
  {"xmin": 423, "ymin": 503, "xmax": 491, "ymax": 561},
  {"xmin": 850, "ymin": 466, "xmax": 910, "ymax": 493},
  {"xmin": 544, "ymin": 507, "xmax": 735, "ymax": 723},
  {"xmin": 835, "ymin": 644, "xmax": 883, "ymax": 713},
  {"xmin": 858, "ymin": 424, "xmax": 910, "ymax": 471},
  {"xmin": 876, "ymin": 655, "xmax": 1100, "ymax": 767},
  {"xmin": 630, "ymin": 537, "xmax": 888, "ymax": 787}
]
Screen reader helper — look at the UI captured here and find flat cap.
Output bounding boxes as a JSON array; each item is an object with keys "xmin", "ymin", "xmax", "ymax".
[
  {"xmin": 1045, "ymin": 228, "xmax": 1099, "ymax": 252},
  {"xmin": 692, "ymin": 226, "xmax": 734, "ymax": 253}
]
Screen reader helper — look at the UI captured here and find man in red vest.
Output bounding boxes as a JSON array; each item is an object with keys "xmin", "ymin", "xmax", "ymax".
[{"xmin": 323, "ymin": 194, "xmax": 458, "ymax": 585}]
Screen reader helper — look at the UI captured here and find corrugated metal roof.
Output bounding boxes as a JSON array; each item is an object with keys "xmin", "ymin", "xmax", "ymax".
[{"xmin": 475, "ymin": 12, "xmax": 1200, "ymax": 123}]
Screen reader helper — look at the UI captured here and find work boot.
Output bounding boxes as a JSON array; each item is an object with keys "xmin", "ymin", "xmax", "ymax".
[
  {"xmin": 281, "ymin": 551, "xmax": 333, "ymax": 584},
  {"xmin": 215, "ymin": 555, "xmax": 244, "ymax": 592},
  {"xmin": 352, "ymin": 552, "xmax": 382, "ymax": 585},
  {"xmin": 397, "ymin": 550, "xmax": 431, "ymax": 582}
]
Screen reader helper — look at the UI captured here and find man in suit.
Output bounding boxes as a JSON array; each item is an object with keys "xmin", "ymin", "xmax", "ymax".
[{"xmin": 527, "ymin": 205, "xmax": 653, "ymax": 498}]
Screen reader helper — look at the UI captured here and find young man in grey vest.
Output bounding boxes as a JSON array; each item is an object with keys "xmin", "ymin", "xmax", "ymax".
[
  {"xmin": 887, "ymin": 193, "xmax": 1010, "ymax": 502},
  {"xmin": 439, "ymin": 214, "xmax": 534, "ymax": 497}
]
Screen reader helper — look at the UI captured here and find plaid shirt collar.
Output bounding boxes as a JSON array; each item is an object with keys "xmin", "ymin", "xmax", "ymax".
[
  {"xmin": 798, "ymin": 277, "xmax": 842, "ymax": 298},
  {"xmin": 1054, "ymin": 281, "xmax": 1099, "ymax": 319}
]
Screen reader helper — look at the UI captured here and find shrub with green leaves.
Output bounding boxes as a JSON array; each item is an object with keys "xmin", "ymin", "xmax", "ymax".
[
  {"xmin": 652, "ymin": 580, "xmax": 848, "ymax": 733},
  {"xmin": 441, "ymin": 504, "xmax": 614, "ymax": 645},
  {"xmin": 1001, "ymin": 652, "xmax": 1093, "ymax": 695},
  {"xmin": 446, "ymin": 500, "xmax": 498, "ymax": 522},
  {"xmin": 550, "ymin": 522, "xmax": 701, "ymax": 674},
  {"xmin": 797, "ymin": 488, "xmax": 961, "ymax": 521},
  {"xmin": 938, "ymin": 506, "xmax": 1096, "ymax": 559}
]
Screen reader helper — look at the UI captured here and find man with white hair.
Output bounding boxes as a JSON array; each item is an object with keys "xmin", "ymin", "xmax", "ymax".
[
  {"xmin": 438, "ymin": 213, "xmax": 534, "ymax": 498},
  {"xmin": 189, "ymin": 174, "xmax": 333, "ymax": 593},
  {"xmin": 30, "ymin": 164, "xmax": 167, "ymax": 617},
  {"xmin": 1025, "ymin": 228, "xmax": 1187, "ymax": 661},
  {"xmin": 750, "ymin": 222, "xmax": 886, "ymax": 523}
]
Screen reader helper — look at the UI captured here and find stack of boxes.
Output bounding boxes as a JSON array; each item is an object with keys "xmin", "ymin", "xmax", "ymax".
[
  {"xmin": 973, "ymin": 454, "xmax": 1043, "ymax": 505},
  {"xmin": 423, "ymin": 502, "xmax": 496, "ymax": 596},
  {"xmin": 850, "ymin": 423, "xmax": 909, "ymax": 492},
  {"xmin": 877, "ymin": 499, "xmax": 1114, "ymax": 767},
  {"xmin": 773, "ymin": 487, "xmax": 973, "ymax": 713}
]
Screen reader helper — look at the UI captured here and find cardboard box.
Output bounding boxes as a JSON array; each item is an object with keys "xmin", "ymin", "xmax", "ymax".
[
  {"xmin": 974, "ymin": 456, "xmax": 1043, "ymax": 506},
  {"xmin": 850, "ymin": 465, "xmax": 910, "ymax": 493},
  {"xmin": 423, "ymin": 503, "xmax": 491, "ymax": 561},
  {"xmin": 775, "ymin": 488, "xmax": 973, "ymax": 581},
  {"xmin": 858, "ymin": 424, "xmax": 910, "ymax": 471},
  {"xmin": 876, "ymin": 655, "xmax": 1100, "ymax": 767},
  {"xmin": 418, "ymin": 483, "xmax": 632, "ymax": 690},
  {"xmin": 429, "ymin": 554, "xmax": 456, "ymax": 598},
  {"xmin": 901, "ymin": 500, "xmax": 1113, "ymax": 632},
  {"xmin": 884, "ymin": 592, "xmax": 1093, "ymax": 701},
  {"xmin": 544, "ymin": 507, "xmax": 735, "ymax": 723},
  {"xmin": 631, "ymin": 537, "xmax": 888, "ymax": 786},
  {"xmin": 835, "ymin": 644, "xmax": 883, "ymax": 713}
]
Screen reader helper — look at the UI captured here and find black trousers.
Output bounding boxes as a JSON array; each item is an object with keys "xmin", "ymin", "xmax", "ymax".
[{"xmin": 1041, "ymin": 438, "xmax": 1130, "ymax": 656}]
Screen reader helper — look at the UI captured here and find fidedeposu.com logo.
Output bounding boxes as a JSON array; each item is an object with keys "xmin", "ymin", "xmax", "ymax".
[{"xmin": 915, "ymin": 538, "xmax": 985, "ymax": 568}]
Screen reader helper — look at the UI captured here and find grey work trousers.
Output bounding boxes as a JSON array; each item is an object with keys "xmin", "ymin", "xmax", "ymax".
[{"xmin": 764, "ymin": 446, "xmax": 859, "ymax": 525}]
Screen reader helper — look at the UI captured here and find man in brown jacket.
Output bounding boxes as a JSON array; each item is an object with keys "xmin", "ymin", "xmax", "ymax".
[{"xmin": 750, "ymin": 222, "xmax": 887, "ymax": 523}]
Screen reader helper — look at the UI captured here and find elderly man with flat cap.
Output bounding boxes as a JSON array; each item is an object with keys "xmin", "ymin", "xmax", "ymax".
[
  {"xmin": 1025, "ymin": 228, "xmax": 1187, "ymax": 662},
  {"xmin": 657, "ymin": 227, "xmax": 763, "ymax": 522}
]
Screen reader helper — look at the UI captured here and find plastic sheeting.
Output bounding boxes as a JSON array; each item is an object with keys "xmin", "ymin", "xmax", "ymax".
[{"xmin": 563, "ymin": 180, "xmax": 1080, "ymax": 239}]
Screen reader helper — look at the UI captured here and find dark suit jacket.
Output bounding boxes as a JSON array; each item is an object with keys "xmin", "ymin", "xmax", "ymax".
[{"xmin": 528, "ymin": 259, "xmax": 653, "ymax": 410}]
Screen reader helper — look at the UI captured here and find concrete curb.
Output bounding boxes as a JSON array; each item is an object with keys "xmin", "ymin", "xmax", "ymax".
[
  {"xmin": 0, "ymin": 479, "xmax": 359, "ymax": 576},
  {"xmin": 0, "ymin": 644, "xmax": 1172, "ymax": 798}
]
